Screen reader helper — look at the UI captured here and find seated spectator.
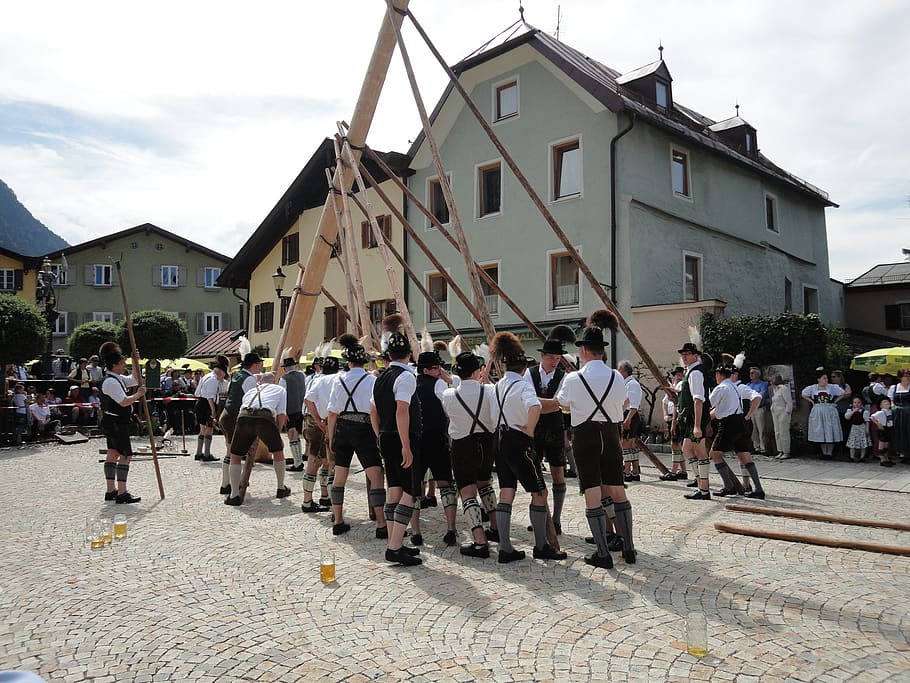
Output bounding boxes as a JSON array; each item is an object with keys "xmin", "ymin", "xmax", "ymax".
[
  {"xmin": 87, "ymin": 387, "xmax": 102, "ymax": 426},
  {"xmin": 29, "ymin": 394, "xmax": 60, "ymax": 437},
  {"xmin": 63, "ymin": 385, "xmax": 85, "ymax": 425}
]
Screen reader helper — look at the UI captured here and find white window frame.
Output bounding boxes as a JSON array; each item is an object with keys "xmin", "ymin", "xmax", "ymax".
[
  {"xmin": 204, "ymin": 312, "xmax": 222, "ymax": 334},
  {"xmin": 475, "ymin": 158, "xmax": 503, "ymax": 221},
  {"xmin": 204, "ymin": 267, "xmax": 221, "ymax": 289},
  {"xmin": 50, "ymin": 264, "xmax": 68, "ymax": 286},
  {"xmin": 670, "ymin": 145, "xmax": 693, "ymax": 201},
  {"xmin": 549, "ymin": 135, "xmax": 583, "ymax": 203},
  {"xmin": 479, "ymin": 260, "xmax": 501, "ymax": 317},
  {"xmin": 802, "ymin": 284, "xmax": 819, "ymax": 315},
  {"xmin": 425, "ymin": 173, "xmax": 453, "ymax": 231},
  {"xmin": 764, "ymin": 192, "xmax": 779, "ymax": 233},
  {"xmin": 425, "ymin": 270, "xmax": 449, "ymax": 325},
  {"xmin": 491, "ymin": 75, "xmax": 520, "ymax": 123},
  {"xmin": 93, "ymin": 312, "xmax": 114, "ymax": 324},
  {"xmin": 93, "ymin": 264, "xmax": 112, "ymax": 287},
  {"xmin": 160, "ymin": 265, "xmax": 179, "ymax": 288},
  {"xmin": 53, "ymin": 311, "xmax": 68, "ymax": 336},
  {"xmin": 682, "ymin": 251, "xmax": 703, "ymax": 303},
  {"xmin": 0, "ymin": 269, "xmax": 14, "ymax": 291},
  {"xmin": 546, "ymin": 247, "xmax": 582, "ymax": 314}
]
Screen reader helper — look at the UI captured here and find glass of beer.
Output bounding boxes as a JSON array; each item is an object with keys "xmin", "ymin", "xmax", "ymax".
[
  {"xmin": 686, "ymin": 612, "xmax": 708, "ymax": 657},
  {"xmin": 100, "ymin": 518, "xmax": 113, "ymax": 546},
  {"xmin": 320, "ymin": 550, "xmax": 336, "ymax": 584},
  {"xmin": 84, "ymin": 517, "xmax": 98, "ymax": 548},
  {"xmin": 89, "ymin": 520, "xmax": 105, "ymax": 550},
  {"xmin": 113, "ymin": 514, "xmax": 127, "ymax": 540}
]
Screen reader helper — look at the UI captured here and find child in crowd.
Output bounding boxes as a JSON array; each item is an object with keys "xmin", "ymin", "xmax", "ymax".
[
  {"xmin": 870, "ymin": 397, "xmax": 894, "ymax": 467},
  {"xmin": 842, "ymin": 396, "xmax": 870, "ymax": 462}
]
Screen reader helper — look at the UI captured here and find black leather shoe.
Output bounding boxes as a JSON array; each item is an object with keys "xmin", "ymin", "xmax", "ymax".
[
  {"xmin": 460, "ymin": 543, "xmax": 490, "ymax": 558},
  {"xmin": 287, "ymin": 464, "xmax": 305, "ymax": 472},
  {"xmin": 443, "ymin": 530, "xmax": 458, "ymax": 546},
  {"xmin": 332, "ymin": 522, "xmax": 351, "ymax": 536},
  {"xmin": 659, "ymin": 471, "xmax": 678, "ymax": 481},
  {"xmin": 676, "ymin": 471, "xmax": 690, "ymax": 480},
  {"xmin": 285, "ymin": 457, "xmax": 295, "ymax": 465},
  {"xmin": 199, "ymin": 454, "xmax": 218, "ymax": 462},
  {"xmin": 219, "ymin": 485, "xmax": 231, "ymax": 495},
  {"xmin": 194, "ymin": 454, "xmax": 203, "ymax": 460},
  {"xmin": 684, "ymin": 490, "xmax": 712, "ymax": 501},
  {"xmin": 714, "ymin": 487, "xmax": 737, "ymax": 497},
  {"xmin": 628, "ymin": 473, "xmax": 641, "ymax": 481},
  {"xmin": 497, "ymin": 549, "xmax": 526, "ymax": 564},
  {"xmin": 115, "ymin": 492, "xmax": 141, "ymax": 504},
  {"xmin": 564, "ymin": 469, "xmax": 577, "ymax": 478},
  {"xmin": 319, "ymin": 497, "xmax": 331, "ymax": 507},
  {"xmin": 584, "ymin": 536, "xmax": 595, "ymax": 545},
  {"xmin": 410, "ymin": 534, "xmax": 423, "ymax": 546},
  {"xmin": 485, "ymin": 527, "xmax": 499, "ymax": 543},
  {"xmin": 584, "ymin": 553, "xmax": 613, "ymax": 569},
  {"xmin": 224, "ymin": 496, "xmax": 242, "ymax": 506},
  {"xmin": 385, "ymin": 548, "xmax": 422, "ymax": 566},
  {"xmin": 276, "ymin": 486, "xmax": 292, "ymax": 499},
  {"xmin": 104, "ymin": 490, "xmax": 117, "ymax": 501},
  {"xmin": 375, "ymin": 526, "xmax": 388, "ymax": 539},
  {"xmin": 400, "ymin": 545, "xmax": 420, "ymax": 556},
  {"xmin": 622, "ymin": 549, "xmax": 637, "ymax": 564},
  {"xmin": 533, "ymin": 544, "xmax": 567, "ymax": 561},
  {"xmin": 745, "ymin": 490, "xmax": 766, "ymax": 499},
  {"xmin": 300, "ymin": 500, "xmax": 328, "ymax": 513},
  {"xmin": 686, "ymin": 480, "xmax": 698, "ymax": 487},
  {"xmin": 607, "ymin": 534, "xmax": 625, "ymax": 551}
]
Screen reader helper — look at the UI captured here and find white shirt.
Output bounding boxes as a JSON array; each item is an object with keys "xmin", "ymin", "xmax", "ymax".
[
  {"xmin": 684, "ymin": 362, "xmax": 706, "ymax": 402},
  {"xmin": 30, "ymin": 403, "xmax": 52, "ymax": 423},
  {"xmin": 327, "ymin": 367, "xmax": 376, "ymax": 415},
  {"xmin": 888, "ymin": 383, "xmax": 910, "ymax": 400},
  {"xmin": 870, "ymin": 408, "xmax": 892, "ymax": 429},
  {"xmin": 491, "ymin": 371, "xmax": 540, "ymax": 430},
  {"xmin": 12, "ymin": 393, "xmax": 28, "ymax": 414},
  {"xmin": 306, "ymin": 373, "xmax": 338, "ymax": 418},
  {"xmin": 101, "ymin": 371, "xmax": 138, "ymax": 404},
  {"xmin": 240, "ymin": 382, "xmax": 287, "ymax": 417},
  {"xmin": 556, "ymin": 360, "xmax": 626, "ymax": 426},
  {"xmin": 801, "ymin": 384, "xmax": 845, "ymax": 402},
  {"xmin": 733, "ymin": 381, "xmax": 761, "ymax": 403},
  {"xmin": 624, "ymin": 375, "xmax": 643, "ymax": 410},
  {"xmin": 442, "ymin": 380, "xmax": 496, "ymax": 439},
  {"xmin": 194, "ymin": 371, "xmax": 220, "ymax": 400},
  {"xmin": 710, "ymin": 379, "xmax": 743, "ymax": 419},
  {"xmin": 844, "ymin": 407, "xmax": 869, "ymax": 422},
  {"xmin": 770, "ymin": 383, "xmax": 793, "ymax": 414},
  {"xmin": 662, "ymin": 380, "xmax": 682, "ymax": 418}
]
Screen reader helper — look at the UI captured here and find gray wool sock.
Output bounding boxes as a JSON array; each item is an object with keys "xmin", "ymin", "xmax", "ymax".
[
  {"xmin": 496, "ymin": 502, "xmax": 514, "ymax": 553},
  {"xmin": 529, "ymin": 504, "xmax": 548, "ymax": 549}
]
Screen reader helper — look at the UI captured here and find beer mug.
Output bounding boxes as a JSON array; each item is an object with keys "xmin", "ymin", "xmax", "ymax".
[
  {"xmin": 113, "ymin": 514, "xmax": 127, "ymax": 540},
  {"xmin": 686, "ymin": 612, "xmax": 708, "ymax": 657},
  {"xmin": 100, "ymin": 518, "xmax": 113, "ymax": 546},
  {"xmin": 84, "ymin": 517, "xmax": 99, "ymax": 548},
  {"xmin": 320, "ymin": 550, "xmax": 336, "ymax": 584},
  {"xmin": 89, "ymin": 520, "xmax": 105, "ymax": 550}
]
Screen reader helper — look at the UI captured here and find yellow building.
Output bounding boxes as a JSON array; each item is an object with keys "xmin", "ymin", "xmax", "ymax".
[{"xmin": 0, "ymin": 246, "xmax": 39, "ymax": 304}]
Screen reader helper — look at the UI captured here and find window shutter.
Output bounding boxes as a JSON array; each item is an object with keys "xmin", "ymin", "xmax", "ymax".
[
  {"xmin": 178, "ymin": 266, "xmax": 187, "ymax": 287},
  {"xmin": 67, "ymin": 312, "xmax": 75, "ymax": 333},
  {"xmin": 222, "ymin": 312, "xmax": 231, "ymax": 329},
  {"xmin": 196, "ymin": 312, "xmax": 204, "ymax": 335},
  {"xmin": 196, "ymin": 268, "xmax": 205, "ymax": 287},
  {"xmin": 152, "ymin": 265, "xmax": 160, "ymax": 286},
  {"xmin": 85, "ymin": 264, "xmax": 93, "ymax": 284},
  {"xmin": 14, "ymin": 269, "xmax": 23, "ymax": 290},
  {"xmin": 178, "ymin": 312, "xmax": 188, "ymax": 328},
  {"xmin": 83, "ymin": 312, "xmax": 92, "ymax": 323},
  {"xmin": 111, "ymin": 267, "xmax": 119, "ymax": 286},
  {"xmin": 884, "ymin": 305, "xmax": 899, "ymax": 330}
]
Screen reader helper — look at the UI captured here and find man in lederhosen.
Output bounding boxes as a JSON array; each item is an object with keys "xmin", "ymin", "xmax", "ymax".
[
  {"xmin": 659, "ymin": 366, "xmax": 688, "ymax": 481},
  {"xmin": 442, "ymin": 351, "xmax": 499, "ymax": 558},
  {"xmin": 527, "ymin": 325, "xmax": 575, "ymax": 535},
  {"xmin": 721, "ymin": 359, "xmax": 766, "ymax": 498},
  {"xmin": 556, "ymin": 310, "xmax": 635, "ymax": 567},
  {"xmin": 371, "ymin": 314, "xmax": 422, "ymax": 566},
  {"xmin": 618, "ymin": 360, "xmax": 644, "ymax": 482},
  {"xmin": 194, "ymin": 356, "xmax": 229, "ymax": 462},
  {"xmin": 302, "ymin": 355, "xmax": 339, "ymax": 512},
  {"xmin": 708, "ymin": 363, "xmax": 757, "ymax": 497},
  {"xmin": 490, "ymin": 332, "xmax": 566, "ymax": 564},
  {"xmin": 217, "ymin": 352, "xmax": 262, "ymax": 495},
  {"xmin": 279, "ymin": 353, "xmax": 307, "ymax": 472},
  {"xmin": 677, "ymin": 341, "xmax": 714, "ymax": 501},
  {"xmin": 325, "ymin": 334, "xmax": 386, "ymax": 537}
]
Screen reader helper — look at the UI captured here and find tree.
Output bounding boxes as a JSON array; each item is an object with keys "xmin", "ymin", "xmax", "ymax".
[
  {"xmin": 0, "ymin": 294, "xmax": 47, "ymax": 367},
  {"xmin": 69, "ymin": 321, "xmax": 120, "ymax": 361},
  {"xmin": 118, "ymin": 310, "xmax": 187, "ymax": 360}
]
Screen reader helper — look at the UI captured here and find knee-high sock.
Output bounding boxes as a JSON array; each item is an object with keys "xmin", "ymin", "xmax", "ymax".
[
  {"xmin": 302, "ymin": 471, "xmax": 317, "ymax": 498},
  {"xmin": 745, "ymin": 461, "xmax": 764, "ymax": 493},
  {"xmin": 600, "ymin": 496, "xmax": 615, "ymax": 520},
  {"xmin": 195, "ymin": 435, "xmax": 204, "ymax": 456},
  {"xmin": 551, "ymin": 482, "xmax": 567, "ymax": 526},
  {"xmin": 221, "ymin": 457, "xmax": 231, "ymax": 487},
  {"xmin": 696, "ymin": 459, "xmax": 711, "ymax": 483},
  {"xmin": 115, "ymin": 463, "xmax": 130, "ymax": 484},
  {"xmin": 383, "ymin": 503, "xmax": 396, "ymax": 525},
  {"xmin": 478, "ymin": 484, "xmax": 497, "ymax": 513},
  {"xmin": 714, "ymin": 459, "xmax": 736, "ymax": 489},
  {"xmin": 462, "ymin": 497, "xmax": 483, "ymax": 530},
  {"xmin": 368, "ymin": 488, "xmax": 386, "ymax": 513},
  {"xmin": 318, "ymin": 466, "xmax": 328, "ymax": 490},
  {"xmin": 274, "ymin": 458, "xmax": 286, "ymax": 489},
  {"xmin": 529, "ymin": 504, "xmax": 548, "ymax": 549},
  {"xmin": 229, "ymin": 463, "xmax": 242, "ymax": 498},
  {"xmin": 586, "ymin": 506, "xmax": 612, "ymax": 558},
  {"xmin": 614, "ymin": 500, "xmax": 634, "ymax": 551},
  {"xmin": 103, "ymin": 461, "xmax": 116, "ymax": 487},
  {"xmin": 330, "ymin": 485, "xmax": 345, "ymax": 506},
  {"xmin": 440, "ymin": 485, "xmax": 457, "ymax": 511},
  {"xmin": 740, "ymin": 463, "xmax": 751, "ymax": 489},
  {"xmin": 289, "ymin": 439, "xmax": 302, "ymax": 466},
  {"xmin": 496, "ymin": 502, "xmax": 514, "ymax": 553}
]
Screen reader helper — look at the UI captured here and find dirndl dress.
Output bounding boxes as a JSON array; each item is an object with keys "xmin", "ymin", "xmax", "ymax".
[
  {"xmin": 845, "ymin": 423, "xmax": 870, "ymax": 449},
  {"xmin": 891, "ymin": 387, "xmax": 910, "ymax": 455},
  {"xmin": 808, "ymin": 401, "xmax": 842, "ymax": 443}
]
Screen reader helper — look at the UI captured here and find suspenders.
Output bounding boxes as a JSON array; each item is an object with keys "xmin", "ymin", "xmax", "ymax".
[
  {"xmin": 339, "ymin": 373, "xmax": 369, "ymax": 413},
  {"xmin": 494, "ymin": 380, "xmax": 520, "ymax": 431},
  {"xmin": 577, "ymin": 371, "xmax": 617, "ymax": 423},
  {"xmin": 454, "ymin": 387, "xmax": 491, "ymax": 435}
]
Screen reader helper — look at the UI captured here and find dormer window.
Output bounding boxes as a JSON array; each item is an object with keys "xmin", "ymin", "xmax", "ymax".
[
  {"xmin": 708, "ymin": 115, "xmax": 758, "ymax": 157},
  {"xmin": 617, "ymin": 59, "xmax": 674, "ymax": 111},
  {"xmin": 656, "ymin": 80, "xmax": 669, "ymax": 109},
  {"xmin": 745, "ymin": 132, "xmax": 753, "ymax": 154}
]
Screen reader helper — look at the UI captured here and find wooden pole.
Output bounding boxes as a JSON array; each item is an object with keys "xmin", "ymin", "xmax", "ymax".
[
  {"xmin": 714, "ymin": 522, "xmax": 910, "ymax": 557},
  {"xmin": 724, "ymin": 504, "xmax": 910, "ymax": 532},
  {"xmin": 320, "ymin": 286, "xmax": 353, "ymax": 323},
  {"xmin": 405, "ymin": 8, "xmax": 670, "ymax": 391},
  {"xmin": 325, "ymin": 172, "xmax": 362, "ymax": 337},
  {"xmin": 113, "ymin": 260, "xmax": 165, "ymax": 500},
  {"xmin": 271, "ymin": 0, "xmax": 410, "ymax": 373}
]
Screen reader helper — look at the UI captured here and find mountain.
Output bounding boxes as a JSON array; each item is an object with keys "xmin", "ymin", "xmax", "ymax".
[{"xmin": 0, "ymin": 179, "xmax": 69, "ymax": 255}]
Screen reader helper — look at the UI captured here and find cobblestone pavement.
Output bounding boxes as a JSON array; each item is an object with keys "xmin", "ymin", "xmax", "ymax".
[{"xmin": 1, "ymin": 438, "xmax": 908, "ymax": 682}]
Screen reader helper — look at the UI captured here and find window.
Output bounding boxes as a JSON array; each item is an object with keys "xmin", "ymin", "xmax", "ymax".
[
  {"xmin": 279, "ymin": 296, "xmax": 291, "ymax": 327},
  {"xmin": 477, "ymin": 161, "xmax": 502, "ymax": 218},
  {"xmin": 323, "ymin": 306, "xmax": 346, "ymax": 341},
  {"xmin": 204, "ymin": 313, "xmax": 222, "ymax": 334},
  {"xmin": 93, "ymin": 312, "xmax": 113, "ymax": 324},
  {"xmin": 745, "ymin": 132, "xmax": 753, "ymax": 154},
  {"xmin": 803, "ymin": 286, "xmax": 819, "ymax": 315},
  {"xmin": 549, "ymin": 252, "xmax": 580, "ymax": 310},
  {"xmin": 53, "ymin": 312, "xmax": 68, "ymax": 336},
  {"xmin": 282, "ymin": 234, "xmax": 299, "ymax": 265},
  {"xmin": 480, "ymin": 263, "xmax": 500, "ymax": 316},
  {"xmin": 656, "ymin": 80, "xmax": 669, "ymax": 109},
  {"xmin": 671, "ymin": 147, "xmax": 691, "ymax": 199},
  {"xmin": 204, "ymin": 267, "xmax": 221, "ymax": 289},
  {"xmin": 784, "ymin": 278, "xmax": 793, "ymax": 313},
  {"xmin": 552, "ymin": 139, "xmax": 581, "ymax": 200},
  {"xmin": 161, "ymin": 265, "xmax": 179, "ymax": 288},
  {"xmin": 0, "ymin": 269, "xmax": 15, "ymax": 291},
  {"xmin": 428, "ymin": 176, "xmax": 450, "ymax": 226},
  {"xmin": 370, "ymin": 299, "xmax": 396, "ymax": 334},
  {"xmin": 427, "ymin": 273, "xmax": 448, "ymax": 323},
  {"xmin": 93, "ymin": 264, "xmax": 112, "ymax": 287},
  {"xmin": 683, "ymin": 253, "xmax": 702, "ymax": 302},
  {"xmin": 494, "ymin": 79, "xmax": 518, "ymax": 121},
  {"xmin": 361, "ymin": 215, "xmax": 393, "ymax": 249},
  {"xmin": 765, "ymin": 193, "xmax": 779, "ymax": 233},
  {"xmin": 50, "ymin": 264, "xmax": 67, "ymax": 286},
  {"xmin": 254, "ymin": 302, "xmax": 274, "ymax": 333}
]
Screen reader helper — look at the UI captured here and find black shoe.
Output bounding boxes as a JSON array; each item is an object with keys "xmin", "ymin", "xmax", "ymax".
[
  {"xmin": 400, "ymin": 545, "xmax": 421, "ymax": 556},
  {"xmin": 713, "ymin": 487, "xmax": 737, "ymax": 497},
  {"xmin": 686, "ymin": 479, "xmax": 698, "ymax": 487},
  {"xmin": 115, "ymin": 492, "xmax": 141, "ymax": 504},
  {"xmin": 423, "ymin": 496, "xmax": 438, "ymax": 508},
  {"xmin": 659, "ymin": 471, "xmax": 678, "ymax": 481},
  {"xmin": 194, "ymin": 453, "xmax": 204, "ymax": 460},
  {"xmin": 565, "ymin": 469, "xmax": 577, "ymax": 478},
  {"xmin": 460, "ymin": 543, "xmax": 490, "ymax": 558},
  {"xmin": 584, "ymin": 553, "xmax": 613, "ymax": 569},
  {"xmin": 104, "ymin": 490, "xmax": 117, "ymax": 501},
  {"xmin": 375, "ymin": 526, "xmax": 388, "ymax": 539},
  {"xmin": 628, "ymin": 473, "xmax": 641, "ymax": 482},
  {"xmin": 285, "ymin": 457, "xmax": 295, "ymax": 465},
  {"xmin": 385, "ymin": 548, "xmax": 422, "ymax": 566},
  {"xmin": 300, "ymin": 500, "xmax": 328, "ymax": 513},
  {"xmin": 584, "ymin": 536, "xmax": 595, "ymax": 545},
  {"xmin": 219, "ymin": 485, "xmax": 232, "ymax": 495},
  {"xmin": 745, "ymin": 490, "xmax": 766, "ymax": 499},
  {"xmin": 684, "ymin": 490, "xmax": 712, "ymax": 501},
  {"xmin": 276, "ymin": 486, "xmax": 292, "ymax": 499},
  {"xmin": 526, "ymin": 524, "xmax": 534, "ymax": 532},
  {"xmin": 224, "ymin": 496, "xmax": 242, "ymax": 506},
  {"xmin": 319, "ymin": 497, "xmax": 332, "ymax": 508},
  {"xmin": 410, "ymin": 533, "xmax": 423, "ymax": 546},
  {"xmin": 607, "ymin": 534, "xmax": 625, "ymax": 552},
  {"xmin": 199, "ymin": 454, "xmax": 218, "ymax": 462},
  {"xmin": 533, "ymin": 544, "xmax": 567, "ymax": 561},
  {"xmin": 624, "ymin": 474, "xmax": 632, "ymax": 482},
  {"xmin": 332, "ymin": 522, "xmax": 351, "ymax": 536},
  {"xmin": 622, "ymin": 549, "xmax": 637, "ymax": 564},
  {"xmin": 287, "ymin": 464, "xmax": 305, "ymax": 472},
  {"xmin": 497, "ymin": 549, "xmax": 526, "ymax": 564},
  {"xmin": 443, "ymin": 530, "xmax": 458, "ymax": 546},
  {"xmin": 676, "ymin": 471, "xmax": 690, "ymax": 480},
  {"xmin": 880, "ymin": 460, "xmax": 895, "ymax": 467},
  {"xmin": 485, "ymin": 527, "xmax": 500, "ymax": 543}
]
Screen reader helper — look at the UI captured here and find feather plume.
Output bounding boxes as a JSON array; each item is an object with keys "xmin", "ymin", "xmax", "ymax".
[
  {"xmin": 338, "ymin": 333, "xmax": 359, "ymax": 350},
  {"xmin": 279, "ymin": 346, "xmax": 294, "ymax": 364},
  {"xmin": 547, "ymin": 324, "xmax": 576, "ymax": 345},
  {"xmin": 721, "ymin": 353, "xmax": 735, "ymax": 366},
  {"xmin": 448, "ymin": 335, "xmax": 464, "ymax": 358},
  {"xmin": 420, "ymin": 326, "xmax": 433, "ymax": 353},
  {"xmin": 587, "ymin": 309, "xmax": 618, "ymax": 332},
  {"xmin": 433, "ymin": 340, "xmax": 448, "ymax": 355},
  {"xmin": 238, "ymin": 335, "xmax": 251, "ymax": 359},
  {"xmin": 489, "ymin": 332, "xmax": 522, "ymax": 362},
  {"xmin": 381, "ymin": 313, "xmax": 404, "ymax": 333},
  {"xmin": 380, "ymin": 330, "xmax": 391, "ymax": 353},
  {"xmin": 687, "ymin": 325, "xmax": 702, "ymax": 350},
  {"xmin": 98, "ymin": 341, "xmax": 122, "ymax": 357},
  {"xmin": 474, "ymin": 343, "xmax": 490, "ymax": 363},
  {"xmin": 734, "ymin": 352, "xmax": 746, "ymax": 370},
  {"xmin": 315, "ymin": 341, "xmax": 333, "ymax": 358},
  {"xmin": 563, "ymin": 353, "xmax": 578, "ymax": 369}
]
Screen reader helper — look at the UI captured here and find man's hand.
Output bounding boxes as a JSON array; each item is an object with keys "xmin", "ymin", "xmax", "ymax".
[
  {"xmin": 622, "ymin": 417, "xmax": 631, "ymax": 430},
  {"xmin": 135, "ymin": 386, "xmax": 146, "ymax": 397},
  {"xmin": 693, "ymin": 425, "xmax": 702, "ymax": 439},
  {"xmin": 401, "ymin": 444, "xmax": 413, "ymax": 469}
]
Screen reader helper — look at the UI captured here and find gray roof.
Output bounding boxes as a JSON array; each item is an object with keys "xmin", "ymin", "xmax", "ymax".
[
  {"xmin": 847, "ymin": 262, "xmax": 910, "ymax": 287},
  {"xmin": 708, "ymin": 115, "xmax": 754, "ymax": 133}
]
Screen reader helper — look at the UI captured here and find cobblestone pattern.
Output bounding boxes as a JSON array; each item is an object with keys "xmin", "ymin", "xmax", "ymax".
[{"xmin": 0, "ymin": 439, "xmax": 907, "ymax": 682}]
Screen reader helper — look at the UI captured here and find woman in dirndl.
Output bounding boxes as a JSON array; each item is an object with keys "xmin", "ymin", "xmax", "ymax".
[
  {"xmin": 801, "ymin": 368, "xmax": 845, "ymax": 459},
  {"xmin": 889, "ymin": 368, "xmax": 910, "ymax": 461}
]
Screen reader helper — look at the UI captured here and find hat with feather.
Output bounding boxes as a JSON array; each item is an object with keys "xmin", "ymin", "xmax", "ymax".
[
  {"xmin": 490, "ymin": 331, "xmax": 529, "ymax": 367},
  {"xmin": 452, "ymin": 351, "xmax": 485, "ymax": 378},
  {"xmin": 538, "ymin": 324, "xmax": 576, "ymax": 355},
  {"xmin": 382, "ymin": 313, "xmax": 411, "ymax": 357},
  {"xmin": 99, "ymin": 341, "xmax": 124, "ymax": 369},
  {"xmin": 338, "ymin": 333, "xmax": 370, "ymax": 366},
  {"xmin": 280, "ymin": 346, "xmax": 298, "ymax": 368},
  {"xmin": 416, "ymin": 326, "xmax": 443, "ymax": 370},
  {"xmin": 575, "ymin": 309, "xmax": 618, "ymax": 348},
  {"xmin": 677, "ymin": 325, "xmax": 702, "ymax": 356}
]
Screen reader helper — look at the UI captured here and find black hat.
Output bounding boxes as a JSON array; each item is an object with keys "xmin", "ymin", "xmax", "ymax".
[
  {"xmin": 538, "ymin": 339, "xmax": 567, "ymax": 354},
  {"xmin": 539, "ymin": 324, "xmax": 575, "ymax": 354},
  {"xmin": 322, "ymin": 356, "xmax": 340, "ymax": 374},
  {"xmin": 452, "ymin": 351, "xmax": 483, "ymax": 377},
  {"xmin": 676, "ymin": 342, "xmax": 701, "ymax": 355},
  {"xmin": 242, "ymin": 352, "xmax": 263, "ymax": 367},
  {"xmin": 386, "ymin": 332, "xmax": 411, "ymax": 355},
  {"xmin": 417, "ymin": 351, "xmax": 443, "ymax": 370},
  {"xmin": 342, "ymin": 344, "xmax": 370, "ymax": 366},
  {"xmin": 671, "ymin": 366, "xmax": 684, "ymax": 375},
  {"xmin": 716, "ymin": 364, "xmax": 734, "ymax": 377},
  {"xmin": 103, "ymin": 351, "xmax": 125, "ymax": 369},
  {"xmin": 212, "ymin": 355, "xmax": 230, "ymax": 373},
  {"xmin": 312, "ymin": 357, "xmax": 324, "ymax": 367},
  {"xmin": 281, "ymin": 356, "xmax": 298, "ymax": 368},
  {"xmin": 575, "ymin": 327, "xmax": 607, "ymax": 348}
]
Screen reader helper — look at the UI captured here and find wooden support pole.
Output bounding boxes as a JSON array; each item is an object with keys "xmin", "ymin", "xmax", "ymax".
[
  {"xmin": 406, "ymin": 8, "xmax": 670, "ymax": 391},
  {"xmin": 636, "ymin": 440, "xmax": 670, "ymax": 476},
  {"xmin": 714, "ymin": 522, "xmax": 910, "ymax": 557},
  {"xmin": 724, "ymin": 504, "xmax": 910, "ymax": 532},
  {"xmin": 320, "ymin": 286, "xmax": 353, "ymax": 323},
  {"xmin": 325, "ymin": 168, "xmax": 364, "ymax": 338}
]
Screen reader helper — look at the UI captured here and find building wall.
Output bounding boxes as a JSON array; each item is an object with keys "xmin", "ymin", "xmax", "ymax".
[
  {"xmin": 0, "ymin": 253, "xmax": 37, "ymax": 301},
  {"xmin": 845, "ymin": 286, "xmax": 910, "ymax": 343}
]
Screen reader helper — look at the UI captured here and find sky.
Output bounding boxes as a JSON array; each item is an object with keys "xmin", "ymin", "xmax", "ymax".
[{"xmin": 1, "ymin": 0, "xmax": 907, "ymax": 282}]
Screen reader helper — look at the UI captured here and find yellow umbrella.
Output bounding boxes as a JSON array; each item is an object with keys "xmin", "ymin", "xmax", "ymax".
[
  {"xmin": 850, "ymin": 347, "xmax": 910, "ymax": 375},
  {"xmin": 161, "ymin": 357, "xmax": 210, "ymax": 372}
]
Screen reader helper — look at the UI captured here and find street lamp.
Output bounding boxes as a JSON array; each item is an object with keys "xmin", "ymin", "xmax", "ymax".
[
  {"xmin": 272, "ymin": 266, "xmax": 286, "ymax": 300},
  {"xmin": 36, "ymin": 256, "xmax": 59, "ymax": 380}
]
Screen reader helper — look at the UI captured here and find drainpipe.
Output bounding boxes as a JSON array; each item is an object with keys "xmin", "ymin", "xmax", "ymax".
[
  {"xmin": 231, "ymin": 287, "xmax": 250, "ymax": 334},
  {"xmin": 610, "ymin": 111, "xmax": 636, "ymax": 359}
]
